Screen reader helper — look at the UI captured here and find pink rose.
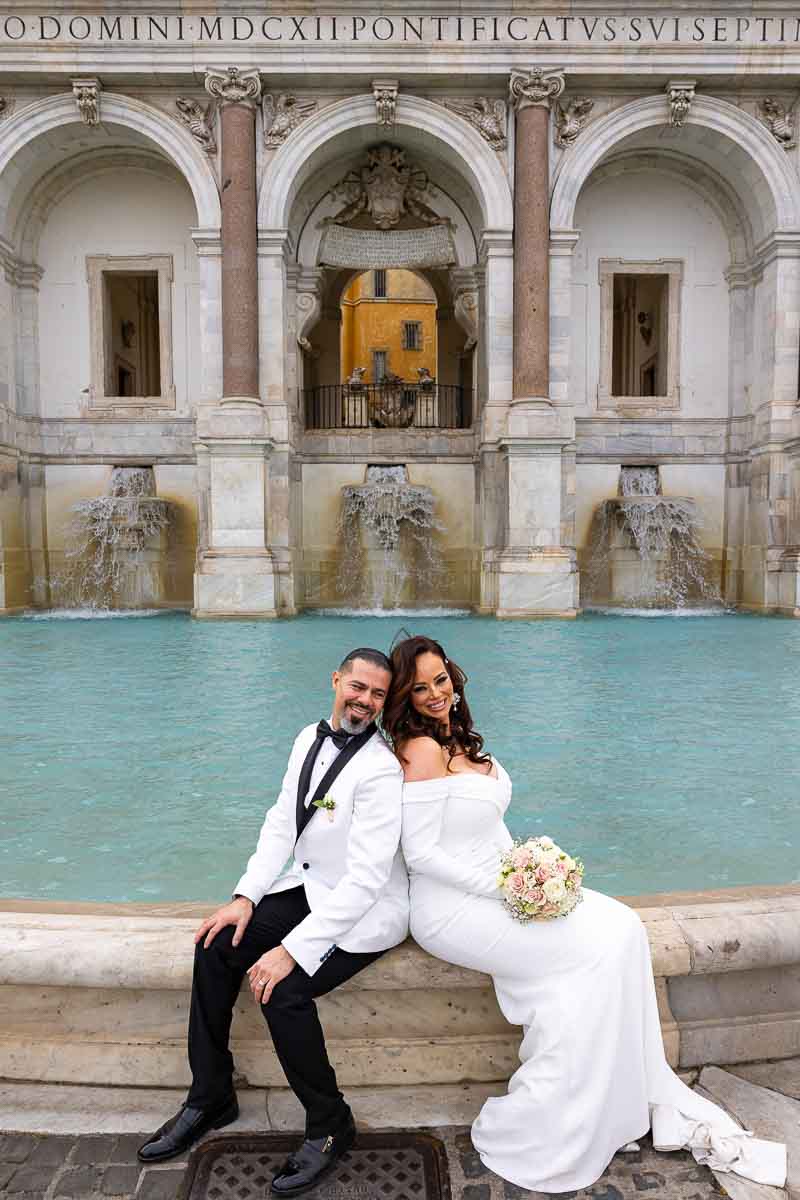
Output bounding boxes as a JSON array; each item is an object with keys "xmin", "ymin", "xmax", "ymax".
[
  {"xmin": 511, "ymin": 846, "xmax": 533, "ymax": 870},
  {"xmin": 535, "ymin": 865, "xmax": 552, "ymax": 884},
  {"xmin": 505, "ymin": 871, "xmax": 526, "ymax": 896},
  {"xmin": 524, "ymin": 887, "xmax": 543, "ymax": 904},
  {"xmin": 556, "ymin": 860, "xmax": 569, "ymax": 876}
]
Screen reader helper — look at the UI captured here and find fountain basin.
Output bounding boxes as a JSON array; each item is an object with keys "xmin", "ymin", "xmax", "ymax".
[{"xmin": 1, "ymin": 889, "xmax": 799, "ymax": 1089}]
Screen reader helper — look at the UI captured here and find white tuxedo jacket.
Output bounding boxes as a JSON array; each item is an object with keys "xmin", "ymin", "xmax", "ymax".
[{"xmin": 234, "ymin": 723, "xmax": 409, "ymax": 976}]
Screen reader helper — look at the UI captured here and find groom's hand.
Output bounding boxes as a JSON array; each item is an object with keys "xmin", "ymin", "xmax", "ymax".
[
  {"xmin": 194, "ymin": 896, "xmax": 254, "ymax": 949},
  {"xmin": 247, "ymin": 945, "xmax": 296, "ymax": 1006}
]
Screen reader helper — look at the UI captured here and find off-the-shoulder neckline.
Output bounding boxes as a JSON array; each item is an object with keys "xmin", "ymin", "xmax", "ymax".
[{"xmin": 404, "ymin": 761, "xmax": 505, "ymax": 786}]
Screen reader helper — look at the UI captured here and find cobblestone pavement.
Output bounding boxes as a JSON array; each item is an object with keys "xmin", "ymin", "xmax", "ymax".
[{"xmin": 0, "ymin": 1127, "xmax": 729, "ymax": 1200}]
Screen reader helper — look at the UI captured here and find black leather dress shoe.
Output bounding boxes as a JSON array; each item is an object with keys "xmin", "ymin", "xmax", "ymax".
[
  {"xmin": 137, "ymin": 1094, "xmax": 238, "ymax": 1163},
  {"xmin": 271, "ymin": 1114, "xmax": 356, "ymax": 1196}
]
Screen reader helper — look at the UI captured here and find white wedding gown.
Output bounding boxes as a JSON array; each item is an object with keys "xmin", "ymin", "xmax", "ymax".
[{"xmin": 402, "ymin": 763, "xmax": 787, "ymax": 1194}]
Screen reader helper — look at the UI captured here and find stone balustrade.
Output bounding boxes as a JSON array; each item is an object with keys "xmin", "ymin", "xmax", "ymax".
[{"xmin": 0, "ymin": 890, "xmax": 798, "ymax": 1090}]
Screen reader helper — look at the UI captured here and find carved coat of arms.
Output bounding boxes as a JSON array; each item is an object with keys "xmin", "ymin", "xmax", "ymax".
[{"xmin": 329, "ymin": 145, "xmax": 444, "ymax": 230}]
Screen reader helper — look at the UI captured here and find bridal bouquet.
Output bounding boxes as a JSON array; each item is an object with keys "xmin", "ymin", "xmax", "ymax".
[{"xmin": 498, "ymin": 836, "xmax": 584, "ymax": 922}]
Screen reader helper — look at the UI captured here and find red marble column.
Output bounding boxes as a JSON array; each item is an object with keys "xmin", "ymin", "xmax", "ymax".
[
  {"xmin": 205, "ymin": 67, "xmax": 262, "ymax": 401},
  {"xmin": 509, "ymin": 68, "xmax": 565, "ymax": 404}
]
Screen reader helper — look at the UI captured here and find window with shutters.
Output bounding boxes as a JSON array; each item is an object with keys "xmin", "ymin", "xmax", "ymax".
[{"xmin": 402, "ymin": 321, "xmax": 422, "ymax": 351}]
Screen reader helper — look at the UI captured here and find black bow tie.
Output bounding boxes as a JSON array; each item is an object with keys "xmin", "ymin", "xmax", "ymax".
[{"xmin": 316, "ymin": 720, "xmax": 352, "ymax": 750}]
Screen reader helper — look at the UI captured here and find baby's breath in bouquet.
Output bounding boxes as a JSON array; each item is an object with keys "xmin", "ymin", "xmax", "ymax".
[{"xmin": 498, "ymin": 836, "xmax": 584, "ymax": 922}]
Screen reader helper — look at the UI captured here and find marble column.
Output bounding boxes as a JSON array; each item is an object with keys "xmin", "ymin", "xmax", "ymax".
[
  {"xmin": 491, "ymin": 67, "xmax": 578, "ymax": 618},
  {"xmin": 194, "ymin": 68, "xmax": 280, "ymax": 618},
  {"xmin": 509, "ymin": 67, "xmax": 564, "ymax": 407},
  {"xmin": 205, "ymin": 66, "xmax": 261, "ymax": 403}
]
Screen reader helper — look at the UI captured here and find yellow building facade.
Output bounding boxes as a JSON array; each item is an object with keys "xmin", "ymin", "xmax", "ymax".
[{"xmin": 341, "ymin": 269, "xmax": 437, "ymax": 383}]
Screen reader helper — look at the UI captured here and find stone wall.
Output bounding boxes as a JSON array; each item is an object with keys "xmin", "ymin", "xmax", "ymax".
[{"xmin": 1, "ymin": 891, "xmax": 798, "ymax": 1089}]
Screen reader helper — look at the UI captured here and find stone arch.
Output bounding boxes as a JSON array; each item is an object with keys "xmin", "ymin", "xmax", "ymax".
[
  {"xmin": 14, "ymin": 148, "xmax": 187, "ymax": 263},
  {"xmin": 579, "ymin": 149, "xmax": 753, "ymax": 261},
  {"xmin": 259, "ymin": 93, "xmax": 513, "ymax": 235},
  {"xmin": 0, "ymin": 92, "xmax": 220, "ymax": 240},
  {"xmin": 551, "ymin": 94, "xmax": 800, "ymax": 247}
]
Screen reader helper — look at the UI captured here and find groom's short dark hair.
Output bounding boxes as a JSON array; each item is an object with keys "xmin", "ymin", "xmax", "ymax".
[{"xmin": 339, "ymin": 647, "xmax": 392, "ymax": 675}]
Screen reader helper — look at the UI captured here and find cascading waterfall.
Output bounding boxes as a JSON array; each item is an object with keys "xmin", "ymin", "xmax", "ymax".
[
  {"xmin": 585, "ymin": 466, "xmax": 720, "ymax": 610},
  {"xmin": 53, "ymin": 466, "xmax": 172, "ymax": 610},
  {"xmin": 336, "ymin": 465, "xmax": 444, "ymax": 609}
]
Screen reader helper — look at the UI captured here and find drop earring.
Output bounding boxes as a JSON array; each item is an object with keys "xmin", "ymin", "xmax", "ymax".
[{"xmin": 452, "ymin": 692, "xmax": 461, "ymax": 709}]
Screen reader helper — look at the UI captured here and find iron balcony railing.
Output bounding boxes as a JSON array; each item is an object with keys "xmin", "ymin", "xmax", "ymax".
[{"xmin": 302, "ymin": 381, "xmax": 472, "ymax": 430}]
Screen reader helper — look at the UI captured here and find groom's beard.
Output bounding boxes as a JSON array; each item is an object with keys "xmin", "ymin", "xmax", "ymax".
[{"xmin": 340, "ymin": 708, "xmax": 372, "ymax": 734}]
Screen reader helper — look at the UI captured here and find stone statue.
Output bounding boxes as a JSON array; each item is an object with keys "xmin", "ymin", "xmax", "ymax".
[
  {"xmin": 445, "ymin": 97, "xmax": 507, "ymax": 150},
  {"xmin": 346, "ymin": 366, "xmax": 367, "ymax": 390},
  {"xmin": 175, "ymin": 98, "xmax": 217, "ymax": 154},
  {"xmin": 262, "ymin": 94, "xmax": 317, "ymax": 148},
  {"xmin": 329, "ymin": 145, "xmax": 444, "ymax": 230},
  {"xmin": 416, "ymin": 366, "xmax": 435, "ymax": 390},
  {"xmin": 369, "ymin": 373, "xmax": 415, "ymax": 428}
]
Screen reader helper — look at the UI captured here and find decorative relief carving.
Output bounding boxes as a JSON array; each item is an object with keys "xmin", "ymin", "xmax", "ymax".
[
  {"xmin": 444, "ymin": 97, "xmax": 507, "ymax": 150},
  {"xmin": 666, "ymin": 79, "xmax": 696, "ymax": 128},
  {"xmin": 0, "ymin": 97, "xmax": 15, "ymax": 122},
  {"xmin": 296, "ymin": 289, "xmax": 321, "ymax": 353},
  {"xmin": 262, "ymin": 94, "xmax": 317, "ymax": 148},
  {"xmin": 328, "ymin": 144, "xmax": 444, "ymax": 230},
  {"xmin": 759, "ymin": 98, "xmax": 796, "ymax": 149},
  {"xmin": 554, "ymin": 97, "xmax": 594, "ymax": 147},
  {"xmin": 453, "ymin": 287, "xmax": 479, "ymax": 351},
  {"xmin": 204, "ymin": 66, "xmax": 261, "ymax": 106},
  {"xmin": 509, "ymin": 67, "xmax": 565, "ymax": 111},
  {"xmin": 175, "ymin": 97, "xmax": 217, "ymax": 154},
  {"xmin": 72, "ymin": 78, "xmax": 101, "ymax": 126},
  {"xmin": 372, "ymin": 78, "xmax": 398, "ymax": 130}
]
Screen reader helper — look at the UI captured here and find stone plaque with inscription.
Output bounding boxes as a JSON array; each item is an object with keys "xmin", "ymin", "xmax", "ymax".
[{"xmin": 319, "ymin": 224, "xmax": 455, "ymax": 269}]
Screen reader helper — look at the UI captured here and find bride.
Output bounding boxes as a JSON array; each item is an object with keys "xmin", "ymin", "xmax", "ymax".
[{"xmin": 382, "ymin": 634, "xmax": 786, "ymax": 1195}]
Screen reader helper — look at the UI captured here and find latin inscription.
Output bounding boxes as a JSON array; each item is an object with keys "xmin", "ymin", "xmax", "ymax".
[
  {"xmin": 320, "ymin": 225, "xmax": 455, "ymax": 269},
  {"xmin": 1, "ymin": 12, "xmax": 800, "ymax": 46}
]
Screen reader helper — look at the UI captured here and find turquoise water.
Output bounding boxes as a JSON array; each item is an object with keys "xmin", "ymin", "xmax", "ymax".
[{"xmin": 2, "ymin": 610, "xmax": 799, "ymax": 902}]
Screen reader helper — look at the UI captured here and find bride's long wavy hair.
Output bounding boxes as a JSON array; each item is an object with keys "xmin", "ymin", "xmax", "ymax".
[{"xmin": 383, "ymin": 635, "xmax": 491, "ymax": 769}]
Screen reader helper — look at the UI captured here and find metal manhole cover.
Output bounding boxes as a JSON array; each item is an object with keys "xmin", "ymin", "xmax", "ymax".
[{"xmin": 178, "ymin": 1132, "xmax": 450, "ymax": 1200}]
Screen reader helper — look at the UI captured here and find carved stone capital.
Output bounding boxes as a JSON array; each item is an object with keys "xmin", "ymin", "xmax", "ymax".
[
  {"xmin": 666, "ymin": 79, "xmax": 696, "ymax": 129},
  {"xmin": 0, "ymin": 97, "xmax": 15, "ymax": 123},
  {"xmin": 372, "ymin": 78, "xmax": 398, "ymax": 130},
  {"xmin": 445, "ymin": 97, "xmax": 507, "ymax": 151},
  {"xmin": 759, "ymin": 98, "xmax": 797, "ymax": 150},
  {"xmin": 554, "ymin": 97, "xmax": 594, "ymax": 148},
  {"xmin": 175, "ymin": 97, "xmax": 217, "ymax": 154},
  {"xmin": 72, "ymin": 78, "xmax": 101, "ymax": 126},
  {"xmin": 204, "ymin": 67, "xmax": 261, "ymax": 108},
  {"xmin": 509, "ymin": 68, "xmax": 565, "ymax": 113}
]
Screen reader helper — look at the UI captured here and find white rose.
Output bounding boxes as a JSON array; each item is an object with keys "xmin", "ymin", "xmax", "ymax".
[
  {"xmin": 538, "ymin": 836, "xmax": 554, "ymax": 849},
  {"xmin": 542, "ymin": 878, "xmax": 566, "ymax": 903},
  {"xmin": 540, "ymin": 847, "xmax": 560, "ymax": 864}
]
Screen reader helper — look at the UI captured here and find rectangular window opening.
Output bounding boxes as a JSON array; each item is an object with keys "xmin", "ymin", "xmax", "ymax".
[
  {"xmin": 373, "ymin": 269, "xmax": 387, "ymax": 299},
  {"xmin": 372, "ymin": 349, "xmax": 388, "ymax": 381},
  {"xmin": 103, "ymin": 271, "xmax": 161, "ymax": 398},
  {"xmin": 611, "ymin": 273, "xmax": 668, "ymax": 398},
  {"xmin": 402, "ymin": 320, "xmax": 422, "ymax": 351}
]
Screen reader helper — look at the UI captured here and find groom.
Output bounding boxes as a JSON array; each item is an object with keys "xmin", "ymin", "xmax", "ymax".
[{"xmin": 138, "ymin": 647, "xmax": 408, "ymax": 1195}]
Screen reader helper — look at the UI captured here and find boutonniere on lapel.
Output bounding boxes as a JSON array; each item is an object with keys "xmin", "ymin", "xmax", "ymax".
[{"xmin": 312, "ymin": 793, "xmax": 337, "ymax": 823}]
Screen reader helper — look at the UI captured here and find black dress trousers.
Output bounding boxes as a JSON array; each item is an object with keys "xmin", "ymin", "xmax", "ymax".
[{"xmin": 187, "ymin": 885, "xmax": 384, "ymax": 1137}]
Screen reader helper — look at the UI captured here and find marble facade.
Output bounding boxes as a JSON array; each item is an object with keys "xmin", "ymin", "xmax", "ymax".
[{"xmin": 0, "ymin": 2, "xmax": 800, "ymax": 616}]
